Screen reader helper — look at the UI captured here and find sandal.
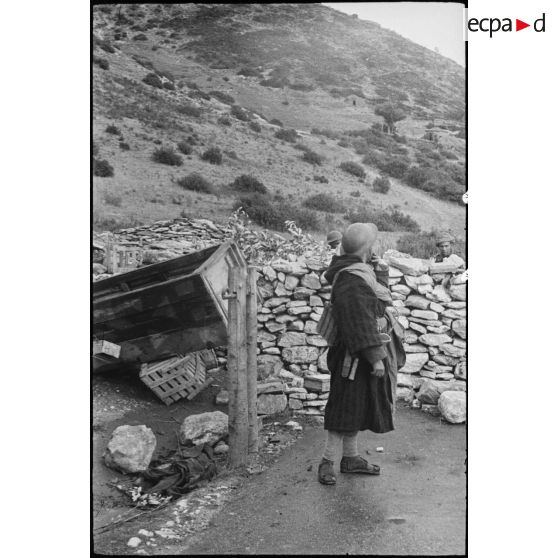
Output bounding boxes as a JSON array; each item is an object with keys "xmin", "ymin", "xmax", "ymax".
[
  {"xmin": 340, "ymin": 455, "xmax": 381, "ymax": 475},
  {"xmin": 318, "ymin": 459, "xmax": 337, "ymax": 485}
]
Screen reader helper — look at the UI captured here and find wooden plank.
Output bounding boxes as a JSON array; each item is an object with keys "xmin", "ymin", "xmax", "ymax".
[
  {"xmin": 246, "ymin": 266, "xmax": 259, "ymax": 455},
  {"xmin": 93, "ymin": 245, "xmax": 219, "ymax": 299},
  {"xmin": 227, "ymin": 266, "xmax": 249, "ymax": 467}
]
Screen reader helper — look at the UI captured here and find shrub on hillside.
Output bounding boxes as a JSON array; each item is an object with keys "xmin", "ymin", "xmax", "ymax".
[
  {"xmin": 162, "ymin": 81, "xmax": 175, "ymax": 91},
  {"xmin": 105, "ymin": 124, "xmax": 121, "ymax": 135},
  {"xmin": 177, "ymin": 141, "xmax": 192, "ymax": 155},
  {"xmin": 217, "ymin": 115, "xmax": 232, "ymax": 126},
  {"xmin": 339, "ymin": 161, "xmax": 366, "ymax": 178},
  {"xmin": 177, "ymin": 173, "xmax": 214, "ymax": 194},
  {"xmin": 133, "ymin": 33, "xmax": 148, "ymax": 41},
  {"xmin": 143, "ymin": 73, "xmax": 163, "ymax": 89},
  {"xmin": 230, "ymin": 174, "xmax": 268, "ymax": 194},
  {"xmin": 230, "ymin": 105, "xmax": 251, "ymax": 122},
  {"xmin": 188, "ymin": 89, "xmax": 211, "ymax": 101},
  {"xmin": 270, "ymin": 118, "xmax": 283, "ymax": 127},
  {"xmin": 237, "ymin": 67, "xmax": 261, "ymax": 77},
  {"xmin": 234, "ymin": 194, "xmax": 320, "ymax": 231},
  {"xmin": 350, "ymin": 190, "xmax": 361, "ymax": 197},
  {"xmin": 92, "ymin": 142, "xmax": 99, "ymax": 157},
  {"xmin": 259, "ymin": 77, "xmax": 289, "ymax": 88},
  {"xmin": 209, "ymin": 91, "xmax": 235, "ymax": 104},
  {"xmin": 119, "ymin": 142, "xmax": 130, "ymax": 150},
  {"xmin": 275, "ymin": 128, "xmax": 298, "ymax": 143},
  {"xmin": 313, "ymin": 175, "xmax": 328, "ymax": 184},
  {"xmin": 93, "ymin": 159, "xmax": 114, "ymax": 177},
  {"xmin": 362, "ymin": 151, "xmax": 410, "ymax": 179},
  {"xmin": 345, "ymin": 207, "xmax": 420, "ymax": 233},
  {"xmin": 372, "ymin": 176, "xmax": 391, "ymax": 194},
  {"xmin": 301, "ymin": 149, "xmax": 324, "ymax": 166},
  {"xmin": 93, "ymin": 56, "xmax": 109, "ymax": 70},
  {"xmin": 224, "ymin": 150, "xmax": 238, "ymax": 160},
  {"xmin": 200, "ymin": 147, "xmax": 223, "ymax": 165},
  {"xmin": 177, "ymin": 104, "xmax": 201, "ymax": 117},
  {"xmin": 152, "ymin": 147, "xmax": 183, "ymax": 166},
  {"xmin": 303, "ymin": 193, "xmax": 345, "ymax": 213},
  {"xmin": 95, "ymin": 37, "xmax": 115, "ymax": 54},
  {"xmin": 249, "ymin": 121, "xmax": 262, "ymax": 133}
]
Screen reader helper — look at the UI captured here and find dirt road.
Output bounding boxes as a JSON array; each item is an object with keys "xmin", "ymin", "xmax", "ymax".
[{"xmin": 176, "ymin": 405, "xmax": 466, "ymax": 555}]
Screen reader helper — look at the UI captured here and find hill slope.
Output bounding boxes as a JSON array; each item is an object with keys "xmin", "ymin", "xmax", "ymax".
[{"xmin": 93, "ymin": 3, "xmax": 466, "ymax": 246}]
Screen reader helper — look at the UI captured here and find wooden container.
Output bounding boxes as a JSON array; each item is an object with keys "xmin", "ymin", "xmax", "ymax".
[
  {"xmin": 139, "ymin": 349, "xmax": 218, "ymax": 405},
  {"xmin": 93, "ymin": 242, "xmax": 246, "ymax": 370}
]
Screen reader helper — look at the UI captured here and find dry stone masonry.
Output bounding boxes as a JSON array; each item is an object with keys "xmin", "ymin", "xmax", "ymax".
[{"xmin": 94, "ymin": 215, "xmax": 466, "ymax": 424}]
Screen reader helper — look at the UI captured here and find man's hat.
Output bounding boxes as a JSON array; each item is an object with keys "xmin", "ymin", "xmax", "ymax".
[
  {"xmin": 326, "ymin": 230, "xmax": 342, "ymax": 244},
  {"xmin": 436, "ymin": 232, "xmax": 454, "ymax": 246}
]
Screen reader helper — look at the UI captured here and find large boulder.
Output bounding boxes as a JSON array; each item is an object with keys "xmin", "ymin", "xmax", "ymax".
[
  {"xmin": 438, "ymin": 391, "xmax": 466, "ymax": 423},
  {"xmin": 179, "ymin": 411, "xmax": 228, "ymax": 446},
  {"xmin": 449, "ymin": 284, "xmax": 466, "ymax": 301},
  {"xmin": 257, "ymin": 393, "xmax": 288, "ymax": 415},
  {"xmin": 384, "ymin": 250, "xmax": 429, "ymax": 276},
  {"xmin": 417, "ymin": 379, "xmax": 441, "ymax": 405},
  {"xmin": 104, "ymin": 425, "xmax": 157, "ymax": 473}
]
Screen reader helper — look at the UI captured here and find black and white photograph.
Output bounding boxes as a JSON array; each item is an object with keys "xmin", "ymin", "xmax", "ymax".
[{"xmin": 91, "ymin": 2, "xmax": 467, "ymax": 554}]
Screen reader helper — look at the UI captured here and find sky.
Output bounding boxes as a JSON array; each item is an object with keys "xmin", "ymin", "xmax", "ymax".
[{"xmin": 323, "ymin": 2, "xmax": 465, "ymax": 66}]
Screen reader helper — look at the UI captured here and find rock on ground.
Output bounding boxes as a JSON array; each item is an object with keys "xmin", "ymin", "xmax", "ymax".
[
  {"xmin": 438, "ymin": 391, "xmax": 466, "ymax": 423},
  {"xmin": 257, "ymin": 393, "xmax": 288, "ymax": 415},
  {"xmin": 179, "ymin": 411, "xmax": 229, "ymax": 446},
  {"xmin": 104, "ymin": 425, "xmax": 157, "ymax": 473}
]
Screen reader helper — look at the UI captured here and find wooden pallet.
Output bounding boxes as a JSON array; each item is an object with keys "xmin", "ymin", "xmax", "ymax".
[{"xmin": 139, "ymin": 349, "xmax": 217, "ymax": 405}]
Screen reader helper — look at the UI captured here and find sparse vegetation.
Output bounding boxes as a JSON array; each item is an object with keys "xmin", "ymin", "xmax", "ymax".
[
  {"xmin": 177, "ymin": 141, "xmax": 192, "ymax": 155},
  {"xmin": 93, "ymin": 159, "xmax": 114, "ymax": 177},
  {"xmin": 345, "ymin": 207, "xmax": 420, "ymax": 232},
  {"xmin": 230, "ymin": 105, "xmax": 251, "ymax": 122},
  {"xmin": 270, "ymin": 118, "xmax": 283, "ymax": 127},
  {"xmin": 301, "ymin": 148, "xmax": 324, "ymax": 166},
  {"xmin": 217, "ymin": 115, "xmax": 232, "ymax": 126},
  {"xmin": 105, "ymin": 124, "xmax": 121, "ymax": 136},
  {"xmin": 372, "ymin": 176, "xmax": 391, "ymax": 194},
  {"xmin": 249, "ymin": 121, "xmax": 262, "ymax": 133},
  {"xmin": 200, "ymin": 147, "xmax": 223, "ymax": 165},
  {"xmin": 234, "ymin": 194, "xmax": 320, "ymax": 231},
  {"xmin": 209, "ymin": 91, "xmax": 235, "ymax": 104},
  {"xmin": 177, "ymin": 173, "xmax": 215, "ymax": 194},
  {"xmin": 313, "ymin": 175, "xmax": 329, "ymax": 184},
  {"xmin": 230, "ymin": 174, "xmax": 268, "ymax": 194},
  {"xmin": 133, "ymin": 33, "xmax": 148, "ymax": 41},
  {"xmin": 303, "ymin": 193, "xmax": 345, "ymax": 213},
  {"xmin": 275, "ymin": 128, "xmax": 298, "ymax": 143},
  {"xmin": 339, "ymin": 161, "xmax": 366, "ymax": 178},
  {"xmin": 152, "ymin": 147, "xmax": 183, "ymax": 166},
  {"xmin": 177, "ymin": 104, "xmax": 201, "ymax": 117},
  {"xmin": 104, "ymin": 192, "xmax": 122, "ymax": 206},
  {"xmin": 93, "ymin": 56, "xmax": 109, "ymax": 70},
  {"xmin": 142, "ymin": 73, "xmax": 163, "ymax": 89},
  {"xmin": 224, "ymin": 150, "xmax": 238, "ymax": 160},
  {"xmin": 119, "ymin": 142, "xmax": 130, "ymax": 150}
]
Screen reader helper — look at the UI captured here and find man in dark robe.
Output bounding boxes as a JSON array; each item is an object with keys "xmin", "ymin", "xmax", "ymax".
[{"xmin": 318, "ymin": 223, "xmax": 406, "ymax": 485}]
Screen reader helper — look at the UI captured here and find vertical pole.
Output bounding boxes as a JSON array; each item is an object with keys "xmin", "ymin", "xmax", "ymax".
[
  {"xmin": 246, "ymin": 266, "xmax": 259, "ymax": 455},
  {"xmin": 104, "ymin": 238, "xmax": 114, "ymax": 274},
  {"xmin": 227, "ymin": 266, "xmax": 249, "ymax": 467}
]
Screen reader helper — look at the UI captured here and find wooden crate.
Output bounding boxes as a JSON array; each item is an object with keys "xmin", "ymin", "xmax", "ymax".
[
  {"xmin": 139, "ymin": 349, "xmax": 217, "ymax": 405},
  {"xmin": 304, "ymin": 373, "xmax": 331, "ymax": 393}
]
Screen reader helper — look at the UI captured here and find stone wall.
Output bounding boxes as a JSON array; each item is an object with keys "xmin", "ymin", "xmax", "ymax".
[
  {"xmin": 253, "ymin": 250, "xmax": 467, "ymax": 421},
  {"xmin": 93, "ymin": 215, "xmax": 467, "ymax": 422}
]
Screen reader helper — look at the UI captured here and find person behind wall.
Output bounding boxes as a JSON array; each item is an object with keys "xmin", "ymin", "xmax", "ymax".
[
  {"xmin": 431, "ymin": 232, "xmax": 465, "ymax": 268},
  {"xmin": 326, "ymin": 230, "xmax": 342, "ymax": 256},
  {"xmin": 318, "ymin": 223, "xmax": 406, "ymax": 485}
]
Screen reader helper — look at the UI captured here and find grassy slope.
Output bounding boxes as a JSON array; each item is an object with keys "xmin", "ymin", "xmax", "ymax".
[{"xmin": 93, "ymin": 4, "xmax": 465, "ymax": 247}]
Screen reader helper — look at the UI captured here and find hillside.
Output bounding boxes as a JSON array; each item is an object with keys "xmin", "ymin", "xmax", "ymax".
[{"xmin": 92, "ymin": 3, "xmax": 466, "ymax": 248}]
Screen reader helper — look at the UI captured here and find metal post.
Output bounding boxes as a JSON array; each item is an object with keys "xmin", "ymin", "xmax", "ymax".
[{"xmin": 246, "ymin": 266, "xmax": 259, "ymax": 455}]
